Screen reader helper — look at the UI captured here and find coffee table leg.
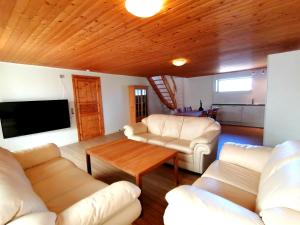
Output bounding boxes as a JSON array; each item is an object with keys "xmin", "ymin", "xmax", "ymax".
[
  {"xmin": 173, "ymin": 154, "xmax": 179, "ymax": 186},
  {"xmin": 86, "ymin": 154, "xmax": 92, "ymax": 175},
  {"xmin": 136, "ymin": 175, "xmax": 144, "ymax": 217}
]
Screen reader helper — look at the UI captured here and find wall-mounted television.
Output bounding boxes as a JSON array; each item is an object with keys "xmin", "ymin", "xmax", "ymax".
[{"xmin": 0, "ymin": 100, "xmax": 71, "ymax": 139}]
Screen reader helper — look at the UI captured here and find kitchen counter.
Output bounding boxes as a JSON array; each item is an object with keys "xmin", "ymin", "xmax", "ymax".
[{"xmin": 212, "ymin": 103, "xmax": 265, "ymax": 106}]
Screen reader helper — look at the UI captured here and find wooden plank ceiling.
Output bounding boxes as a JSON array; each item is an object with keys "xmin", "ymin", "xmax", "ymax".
[{"xmin": 0, "ymin": 0, "xmax": 300, "ymax": 77}]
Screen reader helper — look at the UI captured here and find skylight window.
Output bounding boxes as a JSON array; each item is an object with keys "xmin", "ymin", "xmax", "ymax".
[{"xmin": 215, "ymin": 77, "xmax": 253, "ymax": 92}]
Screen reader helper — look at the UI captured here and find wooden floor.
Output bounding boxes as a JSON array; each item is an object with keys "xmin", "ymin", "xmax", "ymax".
[{"xmin": 60, "ymin": 125, "xmax": 263, "ymax": 225}]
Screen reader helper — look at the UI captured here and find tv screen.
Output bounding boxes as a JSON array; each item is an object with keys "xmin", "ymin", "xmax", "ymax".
[{"xmin": 0, "ymin": 100, "xmax": 71, "ymax": 138}]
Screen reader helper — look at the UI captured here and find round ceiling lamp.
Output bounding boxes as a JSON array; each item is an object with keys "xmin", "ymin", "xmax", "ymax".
[
  {"xmin": 125, "ymin": 0, "xmax": 164, "ymax": 18},
  {"xmin": 172, "ymin": 58, "xmax": 188, "ymax": 67}
]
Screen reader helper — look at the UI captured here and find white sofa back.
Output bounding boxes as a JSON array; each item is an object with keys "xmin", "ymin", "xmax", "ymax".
[
  {"xmin": 142, "ymin": 114, "xmax": 220, "ymax": 140},
  {"xmin": 256, "ymin": 141, "xmax": 300, "ymax": 215}
]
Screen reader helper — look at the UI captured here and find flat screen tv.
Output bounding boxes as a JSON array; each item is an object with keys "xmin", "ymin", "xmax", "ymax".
[{"xmin": 0, "ymin": 100, "xmax": 70, "ymax": 139}]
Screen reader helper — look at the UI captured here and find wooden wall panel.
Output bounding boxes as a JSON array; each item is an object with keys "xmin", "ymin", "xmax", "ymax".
[{"xmin": 0, "ymin": 0, "xmax": 300, "ymax": 77}]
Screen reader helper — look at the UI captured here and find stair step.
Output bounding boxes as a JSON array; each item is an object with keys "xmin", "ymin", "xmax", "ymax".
[{"xmin": 147, "ymin": 75, "xmax": 177, "ymax": 110}]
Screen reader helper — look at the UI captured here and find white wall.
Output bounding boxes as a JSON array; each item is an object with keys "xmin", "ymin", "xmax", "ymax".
[
  {"xmin": 213, "ymin": 69, "xmax": 267, "ymax": 105},
  {"xmin": 183, "ymin": 68, "xmax": 267, "ymax": 110},
  {"xmin": 0, "ymin": 62, "xmax": 161, "ymax": 151},
  {"xmin": 184, "ymin": 75, "xmax": 213, "ymax": 110},
  {"xmin": 264, "ymin": 50, "xmax": 300, "ymax": 146}
]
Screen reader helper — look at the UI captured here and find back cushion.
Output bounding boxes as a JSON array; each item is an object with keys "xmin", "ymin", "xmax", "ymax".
[
  {"xmin": 162, "ymin": 116, "xmax": 184, "ymax": 138},
  {"xmin": 0, "ymin": 147, "xmax": 47, "ymax": 224},
  {"xmin": 256, "ymin": 158, "xmax": 300, "ymax": 213},
  {"xmin": 260, "ymin": 141, "xmax": 300, "ymax": 185},
  {"xmin": 180, "ymin": 117, "xmax": 214, "ymax": 140},
  {"xmin": 146, "ymin": 114, "xmax": 168, "ymax": 136}
]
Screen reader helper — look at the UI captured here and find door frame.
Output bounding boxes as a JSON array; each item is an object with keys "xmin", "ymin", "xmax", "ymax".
[{"xmin": 72, "ymin": 75, "xmax": 105, "ymax": 141}]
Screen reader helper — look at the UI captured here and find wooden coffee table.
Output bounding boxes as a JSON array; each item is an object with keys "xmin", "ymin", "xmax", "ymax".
[{"xmin": 86, "ymin": 139, "xmax": 179, "ymax": 189}]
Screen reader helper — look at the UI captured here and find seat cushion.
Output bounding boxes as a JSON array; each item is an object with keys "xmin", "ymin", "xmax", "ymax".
[
  {"xmin": 202, "ymin": 161, "xmax": 260, "ymax": 195},
  {"xmin": 165, "ymin": 139, "xmax": 193, "ymax": 154},
  {"xmin": 194, "ymin": 177, "xmax": 256, "ymax": 211},
  {"xmin": 129, "ymin": 133, "xmax": 156, "ymax": 142},
  {"xmin": 0, "ymin": 147, "xmax": 47, "ymax": 224},
  {"xmin": 25, "ymin": 158, "xmax": 75, "ymax": 184},
  {"xmin": 26, "ymin": 158, "xmax": 107, "ymax": 212},
  {"xmin": 46, "ymin": 179, "xmax": 108, "ymax": 213},
  {"xmin": 148, "ymin": 136, "xmax": 176, "ymax": 146}
]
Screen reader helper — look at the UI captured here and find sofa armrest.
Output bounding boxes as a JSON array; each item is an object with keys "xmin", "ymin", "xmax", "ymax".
[
  {"xmin": 220, "ymin": 142, "xmax": 273, "ymax": 173},
  {"xmin": 56, "ymin": 181, "xmax": 141, "ymax": 225},
  {"xmin": 7, "ymin": 212, "xmax": 56, "ymax": 225},
  {"xmin": 164, "ymin": 185, "xmax": 263, "ymax": 225},
  {"xmin": 13, "ymin": 143, "xmax": 61, "ymax": 170},
  {"xmin": 260, "ymin": 208, "xmax": 300, "ymax": 225},
  {"xmin": 124, "ymin": 122, "xmax": 147, "ymax": 137},
  {"xmin": 190, "ymin": 130, "xmax": 221, "ymax": 149}
]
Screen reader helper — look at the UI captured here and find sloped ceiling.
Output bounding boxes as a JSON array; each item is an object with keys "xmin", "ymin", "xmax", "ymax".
[{"xmin": 0, "ymin": 0, "xmax": 300, "ymax": 77}]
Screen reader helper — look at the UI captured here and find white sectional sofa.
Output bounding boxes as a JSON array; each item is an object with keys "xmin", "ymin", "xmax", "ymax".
[
  {"xmin": 164, "ymin": 140, "xmax": 300, "ymax": 225},
  {"xmin": 124, "ymin": 114, "xmax": 221, "ymax": 173},
  {"xmin": 0, "ymin": 143, "xmax": 141, "ymax": 225}
]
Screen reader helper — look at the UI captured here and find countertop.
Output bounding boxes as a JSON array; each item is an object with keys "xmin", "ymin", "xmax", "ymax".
[{"xmin": 212, "ymin": 103, "xmax": 265, "ymax": 106}]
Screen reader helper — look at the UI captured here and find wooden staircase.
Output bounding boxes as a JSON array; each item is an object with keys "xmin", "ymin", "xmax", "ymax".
[{"xmin": 147, "ymin": 75, "xmax": 177, "ymax": 110}]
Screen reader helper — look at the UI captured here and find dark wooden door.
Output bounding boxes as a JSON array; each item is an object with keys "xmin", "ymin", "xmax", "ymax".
[{"xmin": 72, "ymin": 75, "xmax": 104, "ymax": 141}]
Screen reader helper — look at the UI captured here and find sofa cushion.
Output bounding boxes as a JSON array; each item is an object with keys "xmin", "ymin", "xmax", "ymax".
[
  {"xmin": 29, "ymin": 159, "xmax": 107, "ymax": 205},
  {"xmin": 193, "ymin": 177, "xmax": 256, "ymax": 211},
  {"xmin": 165, "ymin": 139, "xmax": 193, "ymax": 154},
  {"xmin": 145, "ymin": 114, "xmax": 168, "ymax": 136},
  {"xmin": 13, "ymin": 144, "xmax": 60, "ymax": 170},
  {"xmin": 180, "ymin": 117, "xmax": 215, "ymax": 141},
  {"xmin": 220, "ymin": 143, "xmax": 273, "ymax": 173},
  {"xmin": 47, "ymin": 179, "xmax": 108, "ymax": 213},
  {"xmin": 129, "ymin": 133, "xmax": 157, "ymax": 142},
  {"xmin": 25, "ymin": 158, "xmax": 75, "ymax": 184},
  {"xmin": 202, "ymin": 161, "xmax": 260, "ymax": 195},
  {"xmin": 162, "ymin": 116, "xmax": 184, "ymax": 138},
  {"xmin": 148, "ymin": 136, "xmax": 176, "ymax": 146},
  {"xmin": 0, "ymin": 147, "xmax": 47, "ymax": 224},
  {"xmin": 260, "ymin": 141, "xmax": 300, "ymax": 185},
  {"xmin": 256, "ymin": 158, "xmax": 300, "ymax": 213}
]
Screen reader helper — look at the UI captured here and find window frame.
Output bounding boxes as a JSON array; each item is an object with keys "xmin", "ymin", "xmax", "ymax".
[{"xmin": 215, "ymin": 76, "xmax": 253, "ymax": 93}]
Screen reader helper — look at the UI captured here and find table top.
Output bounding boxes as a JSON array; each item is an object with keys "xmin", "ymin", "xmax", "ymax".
[{"xmin": 87, "ymin": 139, "xmax": 177, "ymax": 176}]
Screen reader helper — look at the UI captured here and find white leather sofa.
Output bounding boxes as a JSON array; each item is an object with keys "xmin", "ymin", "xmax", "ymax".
[
  {"xmin": 0, "ymin": 143, "xmax": 141, "ymax": 225},
  {"xmin": 124, "ymin": 114, "xmax": 221, "ymax": 174},
  {"xmin": 164, "ymin": 140, "xmax": 300, "ymax": 225}
]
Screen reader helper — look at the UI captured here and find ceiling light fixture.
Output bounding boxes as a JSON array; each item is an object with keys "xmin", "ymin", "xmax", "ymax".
[
  {"xmin": 172, "ymin": 58, "xmax": 188, "ymax": 67},
  {"xmin": 125, "ymin": 0, "xmax": 164, "ymax": 18}
]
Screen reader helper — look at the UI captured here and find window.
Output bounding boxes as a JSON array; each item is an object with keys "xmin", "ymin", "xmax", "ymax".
[{"xmin": 215, "ymin": 77, "xmax": 253, "ymax": 92}]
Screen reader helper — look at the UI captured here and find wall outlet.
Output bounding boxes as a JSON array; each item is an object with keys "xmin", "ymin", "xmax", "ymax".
[{"xmin": 59, "ymin": 74, "xmax": 65, "ymax": 79}]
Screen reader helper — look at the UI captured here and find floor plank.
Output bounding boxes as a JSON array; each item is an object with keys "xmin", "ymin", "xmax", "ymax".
[{"xmin": 60, "ymin": 125, "xmax": 263, "ymax": 225}]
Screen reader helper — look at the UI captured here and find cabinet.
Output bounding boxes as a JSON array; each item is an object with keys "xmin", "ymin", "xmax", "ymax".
[
  {"xmin": 128, "ymin": 85, "xmax": 148, "ymax": 124},
  {"xmin": 214, "ymin": 104, "xmax": 265, "ymax": 128}
]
